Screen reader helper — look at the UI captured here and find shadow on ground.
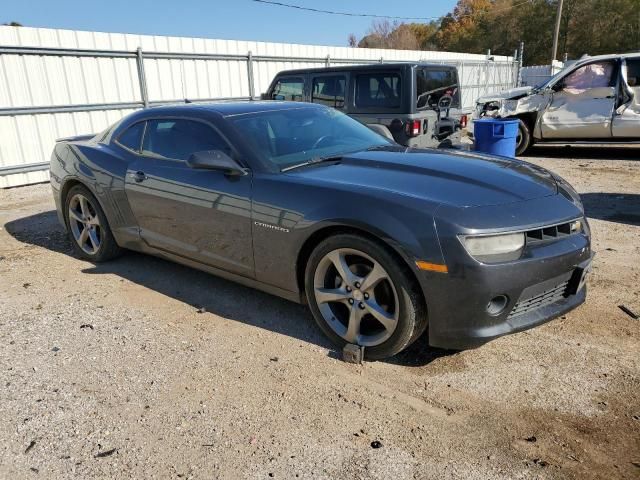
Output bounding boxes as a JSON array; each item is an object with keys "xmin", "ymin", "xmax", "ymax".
[
  {"xmin": 525, "ymin": 145, "xmax": 640, "ymax": 161},
  {"xmin": 4, "ymin": 210, "xmax": 452, "ymax": 367},
  {"xmin": 581, "ymin": 193, "xmax": 640, "ymax": 227}
]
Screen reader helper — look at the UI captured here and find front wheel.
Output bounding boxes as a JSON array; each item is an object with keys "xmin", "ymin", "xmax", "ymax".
[
  {"xmin": 305, "ymin": 234, "xmax": 427, "ymax": 360},
  {"xmin": 515, "ymin": 119, "xmax": 533, "ymax": 156}
]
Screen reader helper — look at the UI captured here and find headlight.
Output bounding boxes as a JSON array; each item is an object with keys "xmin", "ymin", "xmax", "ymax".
[
  {"xmin": 570, "ymin": 219, "xmax": 583, "ymax": 233},
  {"xmin": 460, "ymin": 232, "xmax": 525, "ymax": 258},
  {"xmin": 480, "ymin": 101, "xmax": 501, "ymax": 117}
]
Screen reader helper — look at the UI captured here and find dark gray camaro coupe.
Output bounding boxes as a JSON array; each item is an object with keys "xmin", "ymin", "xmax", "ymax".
[{"xmin": 50, "ymin": 101, "xmax": 592, "ymax": 359}]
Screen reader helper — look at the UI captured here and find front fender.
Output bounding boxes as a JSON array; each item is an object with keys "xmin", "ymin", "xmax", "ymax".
[
  {"xmin": 251, "ymin": 174, "xmax": 444, "ymax": 294},
  {"xmin": 297, "ymin": 201, "xmax": 443, "ymax": 267}
]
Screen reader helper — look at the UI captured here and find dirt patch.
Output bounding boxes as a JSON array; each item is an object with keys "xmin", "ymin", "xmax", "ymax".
[{"xmin": 0, "ymin": 148, "xmax": 639, "ymax": 479}]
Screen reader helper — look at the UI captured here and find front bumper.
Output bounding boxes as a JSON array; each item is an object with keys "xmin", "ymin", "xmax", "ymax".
[
  {"xmin": 418, "ymin": 197, "xmax": 591, "ymax": 350},
  {"xmin": 427, "ymin": 258, "xmax": 589, "ymax": 350}
]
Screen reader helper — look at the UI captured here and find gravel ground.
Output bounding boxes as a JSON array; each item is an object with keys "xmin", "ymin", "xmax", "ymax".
[{"xmin": 0, "ymin": 145, "xmax": 639, "ymax": 479}]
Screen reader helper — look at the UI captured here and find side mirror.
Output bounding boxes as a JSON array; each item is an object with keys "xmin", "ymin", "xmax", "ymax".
[
  {"xmin": 260, "ymin": 92, "xmax": 268, "ymax": 100},
  {"xmin": 187, "ymin": 150, "xmax": 247, "ymax": 176}
]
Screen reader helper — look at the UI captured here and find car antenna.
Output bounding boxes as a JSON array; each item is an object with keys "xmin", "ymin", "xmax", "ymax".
[{"xmin": 184, "ymin": 98, "xmax": 192, "ymax": 104}]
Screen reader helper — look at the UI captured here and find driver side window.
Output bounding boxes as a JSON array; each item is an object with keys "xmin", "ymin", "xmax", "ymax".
[
  {"xmin": 561, "ymin": 61, "xmax": 616, "ymax": 94},
  {"xmin": 141, "ymin": 119, "xmax": 231, "ymax": 161},
  {"xmin": 270, "ymin": 77, "xmax": 304, "ymax": 101}
]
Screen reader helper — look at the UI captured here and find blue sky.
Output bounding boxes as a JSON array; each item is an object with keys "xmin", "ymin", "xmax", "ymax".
[{"xmin": 2, "ymin": 0, "xmax": 456, "ymax": 46}]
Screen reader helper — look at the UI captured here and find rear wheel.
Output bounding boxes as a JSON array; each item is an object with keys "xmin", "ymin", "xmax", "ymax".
[
  {"xmin": 305, "ymin": 234, "xmax": 427, "ymax": 360},
  {"xmin": 65, "ymin": 185, "xmax": 122, "ymax": 262},
  {"xmin": 515, "ymin": 119, "xmax": 533, "ymax": 156}
]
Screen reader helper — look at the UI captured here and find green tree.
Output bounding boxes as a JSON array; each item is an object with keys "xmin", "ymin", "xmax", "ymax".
[
  {"xmin": 435, "ymin": 0, "xmax": 493, "ymax": 53},
  {"xmin": 349, "ymin": 0, "xmax": 640, "ymax": 65},
  {"xmin": 357, "ymin": 20, "xmax": 420, "ymax": 50},
  {"xmin": 406, "ymin": 22, "xmax": 440, "ymax": 50},
  {"xmin": 562, "ymin": 0, "xmax": 640, "ymax": 58}
]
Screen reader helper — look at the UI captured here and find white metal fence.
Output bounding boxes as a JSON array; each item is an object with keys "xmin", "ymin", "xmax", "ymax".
[
  {"xmin": 520, "ymin": 60, "xmax": 565, "ymax": 87},
  {"xmin": 0, "ymin": 26, "xmax": 519, "ymax": 188}
]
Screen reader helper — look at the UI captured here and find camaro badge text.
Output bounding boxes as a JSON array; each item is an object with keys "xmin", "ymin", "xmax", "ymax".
[{"xmin": 254, "ymin": 221, "xmax": 290, "ymax": 233}]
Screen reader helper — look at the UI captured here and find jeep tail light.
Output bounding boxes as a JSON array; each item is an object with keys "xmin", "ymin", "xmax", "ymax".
[
  {"xmin": 460, "ymin": 114, "xmax": 468, "ymax": 128},
  {"xmin": 405, "ymin": 119, "xmax": 421, "ymax": 137}
]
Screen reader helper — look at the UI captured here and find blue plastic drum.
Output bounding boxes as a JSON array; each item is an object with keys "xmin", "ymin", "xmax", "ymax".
[{"xmin": 473, "ymin": 118, "xmax": 520, "ymax": 157}]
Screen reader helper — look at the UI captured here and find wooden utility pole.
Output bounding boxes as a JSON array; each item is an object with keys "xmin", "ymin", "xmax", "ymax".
[{"xmin": 551, "ymin": 0, "xmax": 564, "ymax": 63}]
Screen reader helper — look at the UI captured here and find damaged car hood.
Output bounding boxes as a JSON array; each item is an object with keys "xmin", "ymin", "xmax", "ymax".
[{"xmin": 477, "ymin": 86, "xmax": 534, "ymax": 103}]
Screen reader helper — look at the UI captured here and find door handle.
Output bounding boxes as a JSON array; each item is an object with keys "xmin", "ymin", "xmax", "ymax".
[{"xmin": 131, "ymin": 171, "xmax": 147, "ymax": 183}]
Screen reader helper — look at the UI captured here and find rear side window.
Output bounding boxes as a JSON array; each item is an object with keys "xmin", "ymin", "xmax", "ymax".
[
  {"xmin": 355, "ymin": 73, "xmax": 401, "ymax": 108},
  {"xmin": 270, "ymin": 77, "xmax": 304, "ymax": 101},
  {"xmin": 116, "ymin": 121, "xmax": 145, "ymax": 152},
  {"xmin": 311, "ymin": 75, "xmax": 346, "ymax": 108},
  {"xmin": 416, "ymin": 68, "xmax": 459, "ymax": 109},
  {"xmin": 141, "ymin": 119, "xmax": 230, "ymax": 161},
  {"xmin": 626, "ymin": 58, "xmax": 640, "ymax": 88}
]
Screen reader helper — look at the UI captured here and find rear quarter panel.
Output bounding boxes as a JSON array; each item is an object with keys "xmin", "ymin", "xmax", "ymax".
[{"xmin": 50, "ymin": 141, "xmax": 139, "ymax": 246}]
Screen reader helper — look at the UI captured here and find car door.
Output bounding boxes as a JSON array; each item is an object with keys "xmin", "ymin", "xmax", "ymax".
[
  {"xmin": 612, "ymin": 57, "xmax": 640, "ymax": 138},
  {"xmin": 540, "ymin": 60, "xmax": 618, "ymax": 139},
  {"xmin": 122, "ymin": 117, "xmax": 254, "ymax": 277}
]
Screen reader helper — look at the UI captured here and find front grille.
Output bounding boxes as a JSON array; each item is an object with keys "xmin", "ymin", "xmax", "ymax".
[
  {"xmin": 508, "ymin": 280, "xmax": 570, "ymax": 319},
  {"xmin": 525, "ymin": 221, "xmax": 575, "ymax": 244}
]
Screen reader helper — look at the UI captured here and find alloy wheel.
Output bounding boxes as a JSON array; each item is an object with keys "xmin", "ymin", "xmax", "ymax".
[
  {"xmin": 68, "ymin": 193, "xmax": 102, "ymax": 255},
  {"xmin": 313, "ymin": 248, "xmax": 399, "ymax": 346}
]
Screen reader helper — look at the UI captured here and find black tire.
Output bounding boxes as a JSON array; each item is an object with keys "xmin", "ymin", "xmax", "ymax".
[
  {"xmin": 64, "ymin": 184, "xmax": 122, "ymax": 262},
  {"xmin": 305, "ymin": 234, "xmax": 428, "ymax": 360},
  {"xmin": 515, "ymin": 119, "xmax": 533, "ymax": 156}
]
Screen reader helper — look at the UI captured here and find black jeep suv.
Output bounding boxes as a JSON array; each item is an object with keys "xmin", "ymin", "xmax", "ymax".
[{"xmin": 262, "ymin": 63, "xmax": 466, "ymax": 148}]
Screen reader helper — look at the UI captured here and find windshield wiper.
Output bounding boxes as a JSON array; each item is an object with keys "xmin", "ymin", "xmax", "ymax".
[{"xmin": 281, "ymin": 155, "xmax": 343, "ymax": 172}]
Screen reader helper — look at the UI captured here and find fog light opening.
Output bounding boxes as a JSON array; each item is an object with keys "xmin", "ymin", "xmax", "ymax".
[{"xmin": 487, "ymin": 295, "xmax": 509, "ymax": 316}]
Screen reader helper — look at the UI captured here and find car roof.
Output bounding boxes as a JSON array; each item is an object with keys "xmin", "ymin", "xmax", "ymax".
[
  {"xmin": 572, "ymin": 52, "xmax": 640, "ymax": 64},
  {"xmin": 271, "ymin": 62, "xmax": 455, "ymax": 76},
  {"xmin": 140, "ymin": 100, "xmax": 324, "ymax": 117}
]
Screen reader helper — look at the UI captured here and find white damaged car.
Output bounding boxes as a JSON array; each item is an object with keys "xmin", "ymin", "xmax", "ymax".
[{"xmin": 474, "ymin": 53, "xmax": 640, "ymax": 155}]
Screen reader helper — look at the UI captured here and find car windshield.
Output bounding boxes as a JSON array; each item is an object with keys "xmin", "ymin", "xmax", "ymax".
[{"xmin": 230, "ymin": 106, "xmax": 391, "ymax": 171}]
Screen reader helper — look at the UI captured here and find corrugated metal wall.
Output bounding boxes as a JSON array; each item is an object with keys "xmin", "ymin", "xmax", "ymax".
[
  {"xmin": 520, "ymin": 60, "xmax": 565, "ymax": 87},
  {"xmin": 0, "ymin": 26, "xmax": 518, "ymax": 188}
]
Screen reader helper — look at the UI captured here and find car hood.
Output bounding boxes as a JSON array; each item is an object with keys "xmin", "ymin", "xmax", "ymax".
[
  {"xmin": 476, "ymin": 86, "xmax": 534, "ymax": 103},
  {"xmin": 287, "ymin": 148, "xmax": 557, "ymax": 208}
]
